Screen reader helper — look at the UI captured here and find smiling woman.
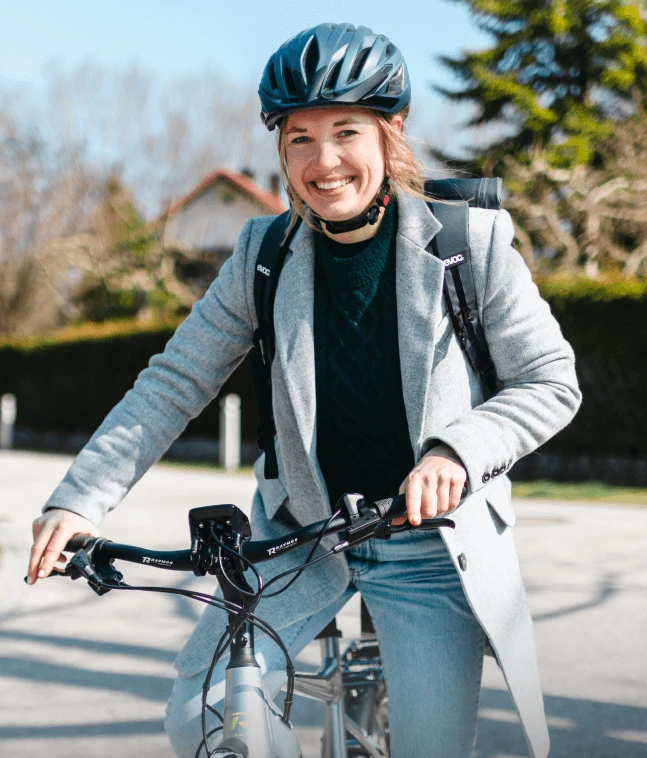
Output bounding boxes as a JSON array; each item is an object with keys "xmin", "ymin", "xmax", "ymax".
[
  {"xmin": 277, "ymin": 108, "xmax": 428, "ymax": 242},
  {"xmin": 282, "ymin": 109, "xmax": 391, "ymax": 238},
  {"xmin": 31, "ymin": 21, "xmax": 581, "ymax": 758}
]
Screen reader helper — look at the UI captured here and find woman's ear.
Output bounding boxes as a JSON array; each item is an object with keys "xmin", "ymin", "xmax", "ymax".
[{"xmin": 392, "ymin": 114, "xmax": 404, "ymax": 132}]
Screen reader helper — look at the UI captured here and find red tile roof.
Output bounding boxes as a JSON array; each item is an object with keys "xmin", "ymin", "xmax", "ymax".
[{"xmin": 166, "ymin": 168, "xmax": 286, "ymax": 218}]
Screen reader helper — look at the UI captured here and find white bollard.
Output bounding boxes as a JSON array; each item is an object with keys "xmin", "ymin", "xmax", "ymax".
[
  {"xmin": 219, "ymin": 393, "xmax": 241, "ymax": 471},
  {"xmin": 0, "ymin": 393, "xmax": 17, "ymax": 450}
]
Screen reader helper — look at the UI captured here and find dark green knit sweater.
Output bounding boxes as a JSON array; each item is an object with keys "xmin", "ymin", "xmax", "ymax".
[{"xmin": 314, "ymin": 200, "xmax": 415, "ymax": 509}]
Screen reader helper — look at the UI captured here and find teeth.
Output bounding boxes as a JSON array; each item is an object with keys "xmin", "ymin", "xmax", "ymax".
[{"xmin": 314, "ymin": 177, "xmax": 353, "ymax": 190}]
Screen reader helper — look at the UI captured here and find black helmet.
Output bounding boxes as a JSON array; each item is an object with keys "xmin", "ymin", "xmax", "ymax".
[{"xmin": 259, "ymin": 23, "xmax": 410, "ymax": 130}]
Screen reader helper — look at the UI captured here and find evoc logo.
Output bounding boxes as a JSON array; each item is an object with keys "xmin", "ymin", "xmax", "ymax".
[
  {"xmin": 256, "ymin": 264, "xmax": 271, "ymax": 277},
  {"xmin": 443, "ymin": 254, "xmax": 465, "ymax": 268}
]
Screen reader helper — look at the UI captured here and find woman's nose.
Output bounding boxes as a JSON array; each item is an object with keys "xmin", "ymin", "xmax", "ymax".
[{"xmin": 312, "ymin": 140, "xmax": 341, "ymax": 171}]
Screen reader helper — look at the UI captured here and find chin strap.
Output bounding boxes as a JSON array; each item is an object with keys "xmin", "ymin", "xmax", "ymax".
[{"xmin": 318, "ymin": 177, "xmax": 391, "ymax": 235}]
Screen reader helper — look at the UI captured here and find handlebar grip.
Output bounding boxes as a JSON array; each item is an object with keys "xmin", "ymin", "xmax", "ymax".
[
  {"xmin": 371, "ymin": 494, "xmax": 407, "ymax": 520},
  {"xmin": 65, "ymin": 535, "xmax": 97, "ymax": 552}
]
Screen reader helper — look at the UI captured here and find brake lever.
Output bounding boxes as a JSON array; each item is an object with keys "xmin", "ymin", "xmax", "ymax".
[
  {"xmin": 23, "ymin": 561, "xmax": 86, "ymax": 583},
  {"xmin": 67, "ymin": 549, "xmax": 123, "ymax": 596},
  {"xmin": 389, "ymin": 517, "xmax": 456, "ymax": 534}
]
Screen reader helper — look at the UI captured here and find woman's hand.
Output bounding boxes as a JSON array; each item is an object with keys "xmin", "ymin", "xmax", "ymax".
[
  {"xmin": 27, "ymin": 509, "xmax": 99, "ymax": 585},
  {"xmin": 393, "ymin": 448, "xmax": 467, "ymax": 526}
]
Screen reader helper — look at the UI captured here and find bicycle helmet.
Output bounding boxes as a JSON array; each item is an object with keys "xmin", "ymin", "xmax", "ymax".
[{"xmin": 259, "ymin": 23, "xmax": 410, "ymax": 131}]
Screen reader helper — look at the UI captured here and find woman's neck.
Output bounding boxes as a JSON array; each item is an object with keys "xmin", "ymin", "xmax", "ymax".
[{"xmin": 321, "ymin": 206, "xmax": 386, "ymax": 245}]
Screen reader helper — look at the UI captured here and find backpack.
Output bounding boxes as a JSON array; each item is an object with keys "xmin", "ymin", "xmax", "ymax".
[{"xmin": 252, "ymin": 178, "xmax": 502, "ymax": 479}]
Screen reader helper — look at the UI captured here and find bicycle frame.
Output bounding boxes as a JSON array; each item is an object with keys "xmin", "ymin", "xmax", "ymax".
[{"xmin": 291, "ymin": 630, "xmax": 389, "ymax": 758}]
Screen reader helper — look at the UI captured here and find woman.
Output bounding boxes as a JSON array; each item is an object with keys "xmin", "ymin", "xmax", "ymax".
[{"xmin": 28, "ymin": 23, "xmax": 581, "ymax": 757}]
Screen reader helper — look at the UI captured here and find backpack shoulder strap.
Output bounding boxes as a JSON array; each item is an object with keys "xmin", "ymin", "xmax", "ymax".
[
  {"xmin": 251, "ymin": 211, "xmax": 299, "ymax": 479},
  {"xmin": 426, "ymin": 183, "xmax": 499, "ymax": 397}
]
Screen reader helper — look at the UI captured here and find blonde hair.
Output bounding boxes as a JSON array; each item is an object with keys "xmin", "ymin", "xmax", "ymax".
[{"xmin": 277, "ymin": 106, "xmax": 430, "ymax": 230}]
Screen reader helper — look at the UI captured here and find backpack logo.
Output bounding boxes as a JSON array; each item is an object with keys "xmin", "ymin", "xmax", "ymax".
[
  {"xmin": 256, "ymin": 264, "xmax": 271, "ymax": 277},
  {"xmin": 443, "ymin": 254, "xmax": 465, "ymax": 268}
]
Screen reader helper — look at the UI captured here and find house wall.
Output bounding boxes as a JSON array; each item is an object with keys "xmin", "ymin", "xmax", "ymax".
[{"xmin": 164, "ymin": 179, "xmax": 274, "ymax": 252}]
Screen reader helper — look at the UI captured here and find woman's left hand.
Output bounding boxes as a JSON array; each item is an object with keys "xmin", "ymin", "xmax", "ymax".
[{"xmin": 393, "ymin": 449, "xmax": 467, "ymax": 526}]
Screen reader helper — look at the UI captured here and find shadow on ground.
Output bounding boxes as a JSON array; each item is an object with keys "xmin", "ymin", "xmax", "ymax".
[{"xmin": 1, "ymin": 628, "xmax": 645, "ymax": 757}]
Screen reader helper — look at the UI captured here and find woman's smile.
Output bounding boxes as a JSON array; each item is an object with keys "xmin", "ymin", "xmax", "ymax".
[{"xmin": 310, "ymin": 176, "xmax": 355, "ymax": 191}]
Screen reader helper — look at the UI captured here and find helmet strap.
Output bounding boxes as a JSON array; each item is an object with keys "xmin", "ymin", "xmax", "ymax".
[{"xmin": 316, "ymin": 177, "xmax": 391, "ymax": 235}]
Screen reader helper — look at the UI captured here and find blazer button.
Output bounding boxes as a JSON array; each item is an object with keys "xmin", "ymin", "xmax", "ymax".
[
  {"xmin": 492, "ymin": 467, "xmax": 500, "ymax": 477},
  {"xmin": 458, "ymin": 553, "xmax": 467, "ymax": 571},
  {"xmin": 482, "ymin": 472, "xmax": 490, "ymax": 483}
]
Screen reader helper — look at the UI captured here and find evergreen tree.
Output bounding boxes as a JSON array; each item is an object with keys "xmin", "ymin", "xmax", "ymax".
[{"xmin": 436, "ymin": 0, "xmax": 647, "ymax": 168}]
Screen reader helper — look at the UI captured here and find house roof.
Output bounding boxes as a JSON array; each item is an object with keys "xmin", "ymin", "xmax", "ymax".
[{"xmin": 166, "ymin": 168, "xmax": 286, "ymax": 218}]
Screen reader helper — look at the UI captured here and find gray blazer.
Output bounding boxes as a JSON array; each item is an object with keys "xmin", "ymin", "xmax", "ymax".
[{"xmin": 44, "ymin": 191, "xmax": 581, "ymax": 757}]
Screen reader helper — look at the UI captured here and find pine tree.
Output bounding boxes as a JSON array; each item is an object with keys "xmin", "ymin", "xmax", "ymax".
[{"xmin": 436, "ymin": 0, "xmax": 647, "ymax": 168}]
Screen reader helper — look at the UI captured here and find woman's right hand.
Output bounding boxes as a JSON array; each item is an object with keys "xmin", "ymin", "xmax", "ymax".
[{"xmin": 27, "ymin": 509, "xmax": 100, "ymax": 585}]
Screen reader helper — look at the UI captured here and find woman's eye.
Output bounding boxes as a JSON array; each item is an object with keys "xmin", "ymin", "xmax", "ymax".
[
  {"xmin": 290, "ymin": 136, "xmax": 310, "ymax": 145},
  {"xmin": 339, "ymin": 129, "xmax": 358, "ymax": 138}
]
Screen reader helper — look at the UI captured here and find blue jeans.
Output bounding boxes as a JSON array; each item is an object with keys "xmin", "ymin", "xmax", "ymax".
[{"xmin": 165, "ymin": 529, "xmax": 485, "ymax": 757}]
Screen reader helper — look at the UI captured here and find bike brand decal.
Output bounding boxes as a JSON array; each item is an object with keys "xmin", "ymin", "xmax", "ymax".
[
  {"xmin": 230, "ymin": 712, "xmax": 251, "ymax": 731},
  {"xmin": 256, "ymin": 264, "xmax": 271, "ymax": 276},
  {"xmin": 267, "ymin": 538, "xmax": 298, "ymax": 556},
  {"xmin": 443, "ymin": 254, "xmax": 465, "ymax": 268},
  {"xmin": 142, "ymin": 556, "xmax": 174, "ymax": 566}
]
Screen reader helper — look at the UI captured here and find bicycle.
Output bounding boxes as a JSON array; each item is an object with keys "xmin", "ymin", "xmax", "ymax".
[{"xmin": 47, "ymin": 493, "xmax": 454, "ymax": 758}]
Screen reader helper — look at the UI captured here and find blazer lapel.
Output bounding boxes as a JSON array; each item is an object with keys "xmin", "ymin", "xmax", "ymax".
[
  {"xmin": 272, "ymin": 220, "xmax": 329, "ymax": 508},
  {"xmin": 395, "ymin": 193, "xmax": 446, "ymax": 456}
]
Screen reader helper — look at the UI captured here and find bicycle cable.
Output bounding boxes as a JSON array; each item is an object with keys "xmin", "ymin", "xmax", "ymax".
[
  {"xmin": 209, "ymin": 522, "xmax": 263, "ymax": 597},
  {"xmin": 194, "ymin": 726, "xmax": 223, "ymax": 758}
]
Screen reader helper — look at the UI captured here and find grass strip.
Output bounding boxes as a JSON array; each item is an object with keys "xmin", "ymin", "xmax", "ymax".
[{"xmin": 512, "ymin": 480, "xmax": 647, "ymax": 505}]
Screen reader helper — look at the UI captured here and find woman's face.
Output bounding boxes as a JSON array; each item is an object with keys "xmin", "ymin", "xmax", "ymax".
[{"xmin": 284, "ymin": 107, "xmax": 394, "ymax": 222}]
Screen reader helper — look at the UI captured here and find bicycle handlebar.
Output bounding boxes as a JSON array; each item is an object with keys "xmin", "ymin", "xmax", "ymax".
[{"xmin": 60, "ymin": 493, "xmax": 454, "ymax": 578}]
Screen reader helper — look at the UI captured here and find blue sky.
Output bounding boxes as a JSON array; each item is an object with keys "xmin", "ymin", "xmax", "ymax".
[
  {"xmin": 1, "ymin": 0, "xmax": 493, "ymax": 212},
  {"xmin": 1, "ymin": 0, "xmax": 489, "ymax": 126}
]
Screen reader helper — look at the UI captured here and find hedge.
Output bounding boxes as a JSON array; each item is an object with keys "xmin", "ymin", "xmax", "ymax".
[{"xmin": 1, "ymin": 275, "xmax": 645, "ymax": 459}]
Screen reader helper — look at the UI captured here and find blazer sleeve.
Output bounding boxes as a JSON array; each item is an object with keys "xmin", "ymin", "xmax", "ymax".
[
  {"xmin": 423, "ymin": 209, "xmax": 582, "ymax": 495},
  {"xmin": 42, "ymin": 216, "xmax": 266, "ymax": 525}
]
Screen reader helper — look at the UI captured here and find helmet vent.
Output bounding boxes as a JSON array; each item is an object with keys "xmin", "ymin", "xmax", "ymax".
[
  {"xmin": 268, "ymin": 62, "xmax": 278, "ymax": 91},
  {"xmin": 283, "ymin": 65, "xmax": 298, "ymax": 97},
  {"xmin": 386, "ymin": 64, "xmax": 404, "ymax": 95},
  {"xmin": 348, "ymin": 46, "xmax": 371, "ymax": 83},
  {"xmin": 385, "ymin": 42, "xmax": 395, "ymax": 58},
  {"xmin": 302, "ymin": 36, "xmax": 320, "ymax": 86},
  {"xmin": 323, "ymin": 59, "xmax": 343, "ymax": 92}
]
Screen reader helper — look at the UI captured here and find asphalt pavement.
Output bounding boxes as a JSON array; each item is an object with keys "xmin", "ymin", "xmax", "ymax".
[{"xmin": 1, "ymin": 450, "xmax": 645, "ymax": 757}]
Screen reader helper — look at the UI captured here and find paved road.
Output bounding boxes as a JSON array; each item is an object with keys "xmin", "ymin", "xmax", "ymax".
[{"xmin": 1, "ymin": 450, "xmax": 645, "ymax": 757}]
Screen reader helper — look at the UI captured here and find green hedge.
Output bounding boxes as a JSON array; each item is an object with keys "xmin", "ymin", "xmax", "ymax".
[
  {"xmin": 534, "ymin": 276, "xmax": 647, "ymax": 457},
  {"xmin": 1, "ymin": 276, "xmax": 645, "ymax": 458},
  {"xmin": 0, "ymin": 317, "xmax": 259, "ymax": 444}
]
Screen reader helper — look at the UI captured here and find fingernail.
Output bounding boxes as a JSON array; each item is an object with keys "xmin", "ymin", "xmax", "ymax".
[
  {"xmin": 37, "ymin": 569, "xmax": 45, "ymax": 579},
  {"xmin": 26, "ymin": 576, "xmax": 34, "ymax": 585}
]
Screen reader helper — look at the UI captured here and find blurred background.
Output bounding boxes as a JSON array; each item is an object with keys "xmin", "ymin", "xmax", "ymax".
[
  {"xmin": 1, "ymin": 3, "xmax": 647, "ymax": 758},
  {"xmin": 0, "ymin": 0, "xmax": 646, "ymax": 486}
]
